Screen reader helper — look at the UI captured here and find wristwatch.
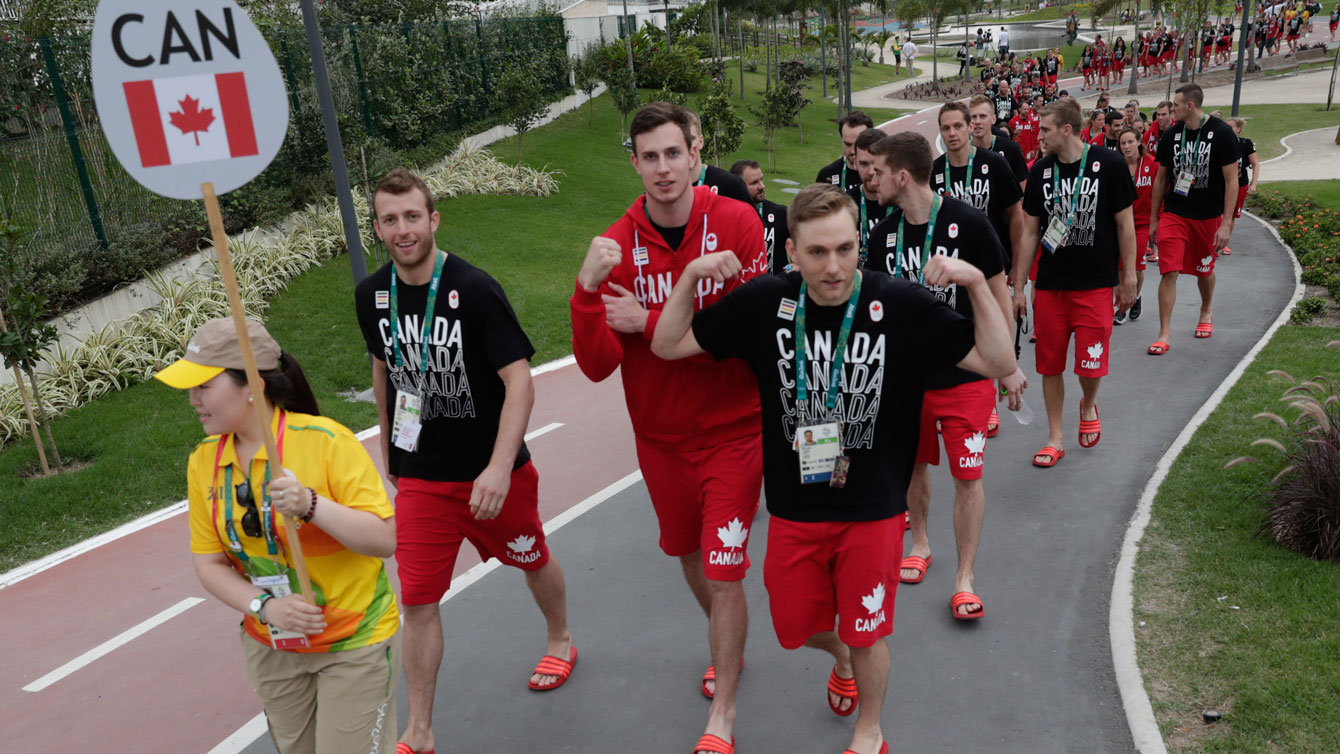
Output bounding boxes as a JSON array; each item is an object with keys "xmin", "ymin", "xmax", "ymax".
[{"xmin": 249, "ymin": 592, "xmax": 273, "ymax": 624}]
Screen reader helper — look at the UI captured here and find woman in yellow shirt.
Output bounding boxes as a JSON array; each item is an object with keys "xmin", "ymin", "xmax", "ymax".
[{"xmin": 157, "ymin": 317, "xmax": 400, "ymax": 754}]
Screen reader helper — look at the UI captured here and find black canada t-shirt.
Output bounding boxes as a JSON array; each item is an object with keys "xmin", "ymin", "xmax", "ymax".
[
  {"xmin": 759, "ymin": 199, "xmax": 791, "ymax": 275},
  {"xmin": 1155, "ymin": 115, "xmax": 1240, "ymax": 219},
  {"xmin": 987, "ymin": 133, "xmax": 1030, "ymax": 183},
  {"xmin": 817, "ymin": 156, "xmax": 865, "ymax": 194},
  {"xmin": 1023, "ymin": 146, "xmax": 1136, "ymax": 291},
  {"xmin": 931, "ymin": 147, "xmax": 1021, "ymax": 265},
  {"xmin": 1236, "ymin": 136, "xmax": 1256, "ymax": 186},
  {"xmin": 692, "ymin": 270, "xmax": 974, "ymax": 523},
  {"xmin": 354, "ymin": 255, "xmax": 535, "ymax": 481},
  {"xmin": 864, "ymin": 196, "xmax": 1005, "ymax": 389}
]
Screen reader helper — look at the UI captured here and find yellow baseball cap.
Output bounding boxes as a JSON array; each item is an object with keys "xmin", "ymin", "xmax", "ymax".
[{"xmin": 154, "ymin": 318, "xmax": 281, "ymax": 389}]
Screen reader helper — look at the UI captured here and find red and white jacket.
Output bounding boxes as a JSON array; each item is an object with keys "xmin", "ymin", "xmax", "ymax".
[
  {"xmin": 570, "ymin": 186, "xmax": 767, "ymax": 449},
  {"xmin": 1129, "ymin": 153, "xmax": 1158, "ymax": 227}
]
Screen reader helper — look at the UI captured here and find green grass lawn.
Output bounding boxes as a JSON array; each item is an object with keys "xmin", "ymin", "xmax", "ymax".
[
  {"xmin": 1134, "ymin": 326, "xmax": 1340, "ymax": 753},
  {"xmin": 1234, "ymin": 104, "xmax": 1340, "ymax": 161},
  {"xmin": 0, "ymin": 73, "xmax": 908, "ymax": 572},
  {"xmin": 1254, "ymin": 179, "xmax": 1340, "ymax": 208}
]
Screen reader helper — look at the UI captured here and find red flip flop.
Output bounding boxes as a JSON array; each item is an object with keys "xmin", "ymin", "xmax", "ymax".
[
  {"xmin": 1032, "ymin": 446, "xmax": 1065, "ymax": 467},
  {"xmin": 693, "ymin": 734, "xmax": 735, "ymax": 754},
  {"xmin": 986, "ymin": 408, "xmax": 1001, "ymax": 438},
  {"xmin": 950, "ymin": 591, "xmax": 985, "ymax": 620},
  {"xmin": 1147, "ymin": 340, "xmax": 1170, "ymax": 355},
  {"xmin": 701, "ymin": 657, "xmax": 744, "ymax": 699},
  {"xmin": 1195, "ymin": 320, "xmax": 1213, "ymax": 338},
  {"xmin": 1079, "ymin": 406, "xmax": 1101, "ymax": 448},
  {"xmin": 528, "ymin": 646, "xmax": 577, "ymax": 691},
  {"xmin": 899, "ymin": 554, "xmax": 932, "ymax": 584},
  {"xmin": 827, "ymin": 666, "xmax": 859, "ymax": 717},
  {"xmin": 396, "ymin": 745, "xmax": 434, "ymax": 754},
  {"xmin": 841, "ymin": 742, "xmax": 889, "ymax": 754}
]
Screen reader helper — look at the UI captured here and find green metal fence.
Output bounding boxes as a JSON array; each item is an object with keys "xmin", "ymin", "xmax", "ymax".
[{"xmin": 0, "ymin": 15, "xmax": 569, "ymax": 259}]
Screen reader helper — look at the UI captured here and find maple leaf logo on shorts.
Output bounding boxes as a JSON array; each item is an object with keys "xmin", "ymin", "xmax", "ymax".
[
  {"xmin": 861, "ymin": 583, "xmax": 886, "ymax": 614},
  {"xmin": 1200, "ymin": 255, "xmax": 1214, "ymax": 268},
  {"xmin": 717, "ymin": 518, "xmax": 748, "ymax": 549},
  {"xmin": 507, "ymin": 534, "xmax": 536, "ymax": 553},
  {"xmin": 963, "ymin": 431, "xmax": 986, "ymax": 456},
  {"xmin": 1087, "ymin": 342, "xmax": 1104, "ymax": 360}
]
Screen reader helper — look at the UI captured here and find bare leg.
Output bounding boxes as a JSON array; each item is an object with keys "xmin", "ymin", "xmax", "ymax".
[
  {"xmin": 697, "ymin": 579, "xmax": 747, "ymax": 752},
  {"xmin": 1157, "ymin": 270, "xmax": 1179, "ymax": 345},
  {"xmin": 398, "ymin": 603, "xmax": 442, "ymax": 753},
  {"xmin": 900, "ymin": 463, "xmax": 932, "ymax": 581},
  {"xmin": 951, "ymin": 477, "xmax": 985, "ymax": 614},
  {"xmin": 681, "ymin": 554, "xmax": 714, "ymax": 617},
  {"xmin": 1197, "ymin": 271, "xmax": 1215, "ymax": 324},
  {"xmin": 846, "ymin": 640, "xmax": 890, "ymax": 754},
  {"xmin": 1078, "ymin": 376, "xmax": 1102, "ymax": 446},
  {"xmin": 804, "ymin": 631, "xmax": 854, "ymax": 713},
  {"xmin": 1034, "ymin": 373, "xmax": 1066, "ymax": 464},
  {"xmin": 523, "ymin": 558, "xmax": 573, "ymax": 688}
]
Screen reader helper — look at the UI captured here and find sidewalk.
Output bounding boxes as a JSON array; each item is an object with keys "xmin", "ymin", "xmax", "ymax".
[{"xmin": 1260, "ymin": 125, "xmax": 1340, "ymax": 181}]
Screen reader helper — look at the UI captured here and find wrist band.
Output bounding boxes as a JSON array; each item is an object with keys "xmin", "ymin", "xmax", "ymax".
[{"xmin": 301, "ymin": 488, "xmax": 317, "ymax": 523}]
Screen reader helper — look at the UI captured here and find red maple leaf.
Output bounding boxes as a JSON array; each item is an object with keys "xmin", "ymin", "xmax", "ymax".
[{"xmin": 168, "ymin": 95, "xmax": 215, "ymax": 146}]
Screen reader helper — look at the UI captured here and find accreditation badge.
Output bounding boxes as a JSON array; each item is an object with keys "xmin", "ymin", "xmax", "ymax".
[
  {"xmin": 1041, "ymin": 215, "xmax": 1069, "ymax": 253},
  {"xmin": 796, "ymin": 422, "xmax": 843, "ymax": 484},
  {"xmin": 1173, "ymin": 169, "xmax": 1194, "ymax": 196},
  {"xmin": 252, "ymin": 572, "xmax": 311, "ymax": 650},
  {"xmin": 392, "ymin": 389, "xmax": 423, "ymax": 452}
]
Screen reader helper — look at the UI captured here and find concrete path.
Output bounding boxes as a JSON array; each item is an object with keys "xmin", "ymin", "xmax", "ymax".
[{"xmin": 1260, "ymin": 125, "xmax": 1340, "ymax": 181}]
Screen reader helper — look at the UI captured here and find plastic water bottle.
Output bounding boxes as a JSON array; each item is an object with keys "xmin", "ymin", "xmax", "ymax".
[{"xmin": 1011, "ymin": 397, "xmax": 1034, "ymax": 426}]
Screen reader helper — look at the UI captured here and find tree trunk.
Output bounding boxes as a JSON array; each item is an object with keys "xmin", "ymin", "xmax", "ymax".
[
  {"xmin": 25, "ymin": 367, "xmax": 63, "ymax": 469},
  {"xmin": 822, "ymin": 12, "xmax": 829, "ymax": 97},
  {"xmin": 739, "ymin": 17, "xmax": 745, "ymax": 99}
]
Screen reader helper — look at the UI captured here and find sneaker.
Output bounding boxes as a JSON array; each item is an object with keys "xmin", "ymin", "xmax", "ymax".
[
  {"xmin": 1114, "ymin": 309, "xmax": 1127, "ymax": 326},
  {"xmin": 1130, "ymin": 295, "xmax": 1143, "ymax": 321}
]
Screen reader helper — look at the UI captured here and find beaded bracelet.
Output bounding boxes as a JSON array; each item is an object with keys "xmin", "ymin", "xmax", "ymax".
[{"xmin": 301, "ymin": 487, "xmax": 318, "ymax": 523}]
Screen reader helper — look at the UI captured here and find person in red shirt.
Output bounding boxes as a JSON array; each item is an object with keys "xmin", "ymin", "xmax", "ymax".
[
  {"xmin": 1115, "ymin": 127, "xmax": 1156, "ymax": 325},
  {"xmin": 570, "ymin": 102, "xmax": 766, "ymax": 754},
  {"xmin": 1010, "ymin": 98, "xmax": 1041, "ymax": 160}
]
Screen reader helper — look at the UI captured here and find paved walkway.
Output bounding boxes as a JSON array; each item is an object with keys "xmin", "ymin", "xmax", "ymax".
[{"xmin": 1260, "ymin": 125, "xmax": 1340, "ymax": 180}]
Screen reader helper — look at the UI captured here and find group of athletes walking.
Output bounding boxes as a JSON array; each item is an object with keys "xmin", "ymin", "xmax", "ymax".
[{"xmin": 155, "ymin": 35, "xmax": 1264, "ymax": 749}]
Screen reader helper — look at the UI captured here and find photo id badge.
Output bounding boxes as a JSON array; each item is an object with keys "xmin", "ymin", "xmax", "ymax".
[
  {"xmin": 392, "ymin": 389, "xmax": 422, "ymax": 452},
  {"xmin": 1041, "ymin": 216, "xmax": 1068, "ymax": 253},
  {"xmin": 797, "ymin": 422, "xmax": 843, "ymax": 484},
  {"xmin": 1173, "ymin": 169, "xmax": 1194, "ymax": 196},
  {"xmin": 251, "ymin": 573, "xmax": 311, "ymax": 650}
]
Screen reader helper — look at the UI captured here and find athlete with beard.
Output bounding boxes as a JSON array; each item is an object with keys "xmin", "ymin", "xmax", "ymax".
[
  {"xmin": 570, "ymin": 102, "xmax": 767, "ymax": 754},
  {"xmin": 354, "ymin": 169, "xmax": 575, "ymax": 754},
  {"xmin": 818, "ymin": 111, "xmax": 875, "ymax": 194},
  {"xmin": 731, "ymin": 159, "xmax": 791, "ymax": 274},
  {"xmin": 652, "ymin": 183, "xmax": 1016, "ymax": 754}
]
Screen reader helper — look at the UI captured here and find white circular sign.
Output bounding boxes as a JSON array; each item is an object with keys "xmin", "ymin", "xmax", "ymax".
[{"xmin": 91, "ymin": 0, "xmax": 289, "ymax": 200}]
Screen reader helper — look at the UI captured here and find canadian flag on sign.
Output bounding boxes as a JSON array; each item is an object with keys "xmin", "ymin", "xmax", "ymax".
[{"xmin": 122, "ymin": 72, "xmax": 259, "ymax": 168}]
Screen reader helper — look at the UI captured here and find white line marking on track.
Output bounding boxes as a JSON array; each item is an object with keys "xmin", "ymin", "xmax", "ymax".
[
  {"xmin": 22, "ymin": 597, "xmax": 206, "ymax": 692},
  {"xmin": 0, "ymin": 357, "xmax": 582, "ymax": 590},
  {"xmin": 523, "ymin": 423, "xmax": 563, "ymax": 442},
  {"xmin": 915, "ymin": 119, "xmax": 927, "ymax": 125},
  {"xmin": 210, "ymin": 469, "xmax": 645, "ymax": 754},
  {"xmin": 1109, "ymin": 210, "xmax": 1303, "ymax": 754}
]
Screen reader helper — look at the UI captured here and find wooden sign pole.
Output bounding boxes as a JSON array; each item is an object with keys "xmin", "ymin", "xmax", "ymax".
[
  {"xmin": 202, "ymin": 181, "xmax": 315, "ymax": 604},
  {"xmin": 0, "ymin": 304, "xmax": 51, "ymax": 477}
]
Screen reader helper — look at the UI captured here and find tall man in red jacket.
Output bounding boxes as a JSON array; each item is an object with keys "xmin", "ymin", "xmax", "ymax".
[{"xmin": 570, "ymin": 102, "xmax": 767, "ymax": 754}]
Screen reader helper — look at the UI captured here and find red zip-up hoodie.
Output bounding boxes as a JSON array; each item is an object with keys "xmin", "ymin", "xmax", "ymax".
[{"xmin": 570, "ymin": 186, "xmax": 767, "ymax": 450}]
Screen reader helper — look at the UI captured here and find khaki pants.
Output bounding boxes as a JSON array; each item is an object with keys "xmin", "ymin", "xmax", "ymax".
[{"xmin": 241, "ymin": 629, "xmax": 400, "ymax": 754}]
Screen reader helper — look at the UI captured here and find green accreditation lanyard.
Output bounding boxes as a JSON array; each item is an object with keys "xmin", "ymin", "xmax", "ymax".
[
  {"xmin": 389, "ymin": 251, "xmax": 445, "ymax": 388},
  {"xmin": 858, "ymin": 194, "xmax": 869, "ymax": 260},
  {"xmin": 893, "ymin": 195, "xmax": 944, "ymax": 285},
  {"xmin": 944, "ymin": 147, "xmax": 977, "ymax": 200},
  {"xmin": 841, "ymin": 163, "xmax": 848, "ymax": 190},
  {"xmin": 1179, "ymin": 115, "xmax": 1206, "ymax": 173},
  {"xmin": 212, "ymin": 413, "xmax": 288, "ymax": 566},
  {"xmin": 795, "ymin": 272, "xmax": 864, "ymax": 417},
  {"xmin": 696, "ymin": 165, "xmax": 707, "ymax": 186},
  {"xmin": 1051, "ymin": 143, "xmax": 1091, "ymax": 228}
]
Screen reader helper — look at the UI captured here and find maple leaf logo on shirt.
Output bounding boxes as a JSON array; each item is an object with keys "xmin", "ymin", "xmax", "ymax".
[
  {"xmin": 963, "ymin": 431, "xmax": 986, "ymax": 456},
  {"xmin": 861, "ymin": 583, "xmax": 886, "ymax": 614},
  {"xmin": 169, "ymin": 95, "xmax": 215, "ymax": 146},
  {"xmin": 1087, "ymin": 342, "xmax": 1104, "ymax": 360},
  {"xmin": 507, "ymin": 534, "xmax": 536, "ymax": 553},
  {"xmin": 717, "ymin": 518, "xmax": 748, "ymax": 549}
]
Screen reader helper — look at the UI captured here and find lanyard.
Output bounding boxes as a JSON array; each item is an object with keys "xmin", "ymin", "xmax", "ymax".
[
  {"xmin": 841, "ymin": 163, "xmax": 849, "ymax": 190},
  {"xmin": 858, "ymin": 194, "xmax": 868, "ymax": 259},
  {"xmin": 696, "ymin": 165, "xmax": 707, "ymax": 186},
  {"xmin": 210, "ymin": 412, "xmax": 289, "ymax": 565},
  {"xmin": 943, "ymin": 147, "xmax": 977, "ymax": 201},
  {"xmin": 1051, "ymin": 144, "xmax": 1091, "ymax": 228},
  {"xmin": 894, "ymin": 195, "xmax": 944, "ymax": 284},
  {"xmin": 390, "ymin": 251, "xmax": 445, "ymax": 380},
  {"xmin": 795, "ymin": 272, "xmax": 863, "ymax": 415},
  {"xmin": 1179, "ymin": 114, "xmax": 1206, "ymax": 173}
]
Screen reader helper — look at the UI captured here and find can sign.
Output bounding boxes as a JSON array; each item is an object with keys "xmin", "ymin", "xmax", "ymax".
[{"xmin": 91, "ymin": 0, "xmax": 288, "ymax": 200}]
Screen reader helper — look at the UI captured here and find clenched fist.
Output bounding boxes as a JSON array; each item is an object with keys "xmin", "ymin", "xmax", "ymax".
[
  {"xmin": 923, "ymin": 254, "xmax": 985, "ymax": 290},
  {"xmin": 686, "ymin": 251, "xmax": 742, "ymax": 284},
  {"xmin": 578, "ymin": 236, "xmax": 622, "ymax": 292}
]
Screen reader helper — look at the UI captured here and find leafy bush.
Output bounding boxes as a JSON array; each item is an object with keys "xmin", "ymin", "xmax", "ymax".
[
  {"xmin": 1227, "ymin": 360, "xmax": 1340, "ymax": 561},
  {"xmin": 1291, "ymin": 296, "xmax": 1328, "ymax": 324},
  {"xmin": 697, "ymin": 81, "xmax": 745, "ymax": 167},
  {"xmin": 644, "ymin": 44, "xmax": 705, "ymax": 92}
]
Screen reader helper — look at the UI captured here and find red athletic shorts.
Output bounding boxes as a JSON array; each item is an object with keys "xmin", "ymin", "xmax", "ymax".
[
  {"xmin": 1034, "ymin": 287, "xmax": 1114, "ymax": 378},
  {"xmin": 1157, "ymin": 212, "xmax": 1221, "ymax": 277},
  {"xmin": 1048, "ymin": 73, "xmax": 1058, "ymax": 86},
  {"xmin": 635, "ymin": 432, "xmax": 763, "ymax": 581},
  {"xmin": 763, "ymin": 513, "xmax": 905, "ymax": 650},
  {"xmin": 395, "ymin": 462, "xmax": 548, "ymax": 606},
  {"xmin": 915, "ymin": 379, "xmax": 996, "ymax": 480},
  {"xmin": 1121, "ymin": 225, "xmax": 1150, "ymax": 271},
  {"xmin": 1234, "ymin": 184, "xmax": 1250, "ymax": 219}
]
